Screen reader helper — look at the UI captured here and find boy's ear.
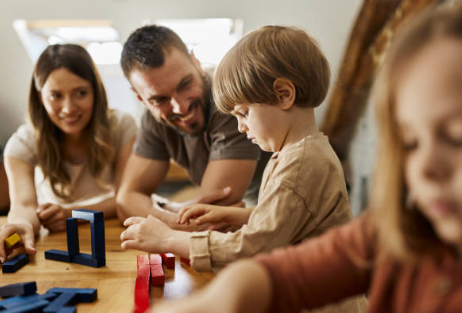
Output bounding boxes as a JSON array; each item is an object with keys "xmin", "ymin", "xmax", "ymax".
[
  {"xmin": 130, "ymin": 86, "xmax": 144, "ymax": 103},
  {"xmin": 273, "ymin": 78, "xmax": 295, "ymax": 110}
]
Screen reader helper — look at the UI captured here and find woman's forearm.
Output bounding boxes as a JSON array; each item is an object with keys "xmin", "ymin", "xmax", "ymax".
[{"xmin": 8, "ymin": 205, "xmax": 41, "ymax": 235}]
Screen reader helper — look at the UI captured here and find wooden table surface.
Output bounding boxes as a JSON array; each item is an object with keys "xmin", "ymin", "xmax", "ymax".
[{"xmin": 0, "ymin": 216, "xmax": 214, "ymax": 312}]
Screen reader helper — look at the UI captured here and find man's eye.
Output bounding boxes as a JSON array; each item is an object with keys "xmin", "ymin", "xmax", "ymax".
[
  {"xmin": 178, "ymin": 79, "xmax": 192, "ymax": 91},
  {"xmin": 152, "ymin": 98, "xmax": 168, "ymax": 106}
]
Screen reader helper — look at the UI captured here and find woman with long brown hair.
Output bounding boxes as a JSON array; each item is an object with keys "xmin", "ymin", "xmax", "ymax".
[{"xmin": 0, "ymin": 44, "xmax": 136, "ymax": 262}]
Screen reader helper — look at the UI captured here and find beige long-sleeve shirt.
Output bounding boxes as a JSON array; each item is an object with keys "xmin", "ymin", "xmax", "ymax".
[{"xmin": 189, "ymin": 132, "xmax": 353, "ymax": 272}]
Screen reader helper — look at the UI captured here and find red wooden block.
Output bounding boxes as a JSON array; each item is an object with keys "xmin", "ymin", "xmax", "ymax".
[
  {"xmin": 180, "ymin": 257, "xmax": 190, "ymax": 266},
  {"xmin": 137, "ymin": 255, "xmax": 150, "ymax": 267},
  {"xmin": 137, "ymin": 255, "xmax": 150, "ymax": 279},
  {"xmin": 150, "ymin": 264, "xmax": 165, "ymax": 286},
  {"xmin": 134, "ymin": 277, "xmax": 150, "ymax": 313},
  {"xmin": 149, "ymin": 254, "xmax": 162, "ymax": 266},
  {"xmin": 137, "ymin": 265, "xmax": 150, "ymax": 280},
  {"xmin": 160, "ymin": 253, "xmax": 175, "ymax": 269}
]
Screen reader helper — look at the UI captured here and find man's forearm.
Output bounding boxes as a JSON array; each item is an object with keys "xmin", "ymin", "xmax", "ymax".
[{"xmin": 116, "ymin": 191, "xmax": 154, "ymax": 222}]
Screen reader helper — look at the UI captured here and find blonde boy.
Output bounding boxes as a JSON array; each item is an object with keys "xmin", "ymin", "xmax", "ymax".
[{"xmin": 121, "ymin": 27, "xmax": 366, "ymax": 311}]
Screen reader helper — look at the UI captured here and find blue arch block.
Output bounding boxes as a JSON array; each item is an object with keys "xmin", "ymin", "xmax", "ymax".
[{"xmin": 44, "ymin": 210, "xmax": 105, "ymax": 268}]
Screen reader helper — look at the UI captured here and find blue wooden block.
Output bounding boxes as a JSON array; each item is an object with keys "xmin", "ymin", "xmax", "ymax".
[
  {"xmin": 72, "ymin": 209, "xmax": 103, "ymax": 222},
  {"xmin": 2, "ymin": 299, "xmax": 49, "ymax": 313},
  {"xmin": 46, "ymin": 287, "xmax": 97, "ymax": 302},
  {"xmin": 43, "ymin": 292, "xmax": 76, "ymax": 313},
  {"xmin": 44, "ymin": 250, "xmax": 72, "ymax": 263},
  {"xmin": 0, "ymin": 281, "xmax": 36, "ymax": 298},
  {"xmin": 91, "ymin": 221, "xmax": 105, "ymax": 260},
  {"xmin": 2, "ymin": 254, "xmax": 29, "ymax": 273},
  {"xmin": 72, "ymin": 253, "xmax": 105, "ymax": 268},
  {"xmin": 0, "ymin": 293, "xmax": 57, "ymax": 309},
  {"xmin": 66, "ymin": 218, "xmax": 79, "ymax": 256}
]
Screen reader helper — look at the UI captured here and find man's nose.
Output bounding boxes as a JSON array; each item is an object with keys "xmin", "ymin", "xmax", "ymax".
[{"xmin": 171, "ymin": 97, "xmax": 189, "ymax": 115}]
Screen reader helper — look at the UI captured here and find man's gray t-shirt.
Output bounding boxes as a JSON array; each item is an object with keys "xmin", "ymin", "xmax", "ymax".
[{"xmin": 134, "ymin": 100, "xmax": 268, "ymax": 188}]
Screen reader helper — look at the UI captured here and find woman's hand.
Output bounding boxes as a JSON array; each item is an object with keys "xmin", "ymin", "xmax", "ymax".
[
  {"xmin": 0, "ymin": 223, "xmax": 36, "ymax": 263},
  {"xmin": 36, "ymin": 203, "xmax": 70, "ymax": 232}
]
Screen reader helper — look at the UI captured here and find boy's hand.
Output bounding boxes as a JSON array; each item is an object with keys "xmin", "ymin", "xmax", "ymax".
[
  {"xmin": 0, "ymin": 223, "xmax": 36, "ymax": 263},
  {"xmin": 120, "ymin": 215, "xmax": 173, "ymax": 253},
  {"xmin": 36, "ymin": 203, "xmax": 70, "ymax": 232},
  {"xmin": 178, "ymin": 205, "xmax": 251, "ymax": 227}
]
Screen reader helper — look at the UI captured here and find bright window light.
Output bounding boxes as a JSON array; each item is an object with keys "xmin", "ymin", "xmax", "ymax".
[
  {"xmin": 155, "ymin": 18, "xmax": 243, "ymax": 67},
  {"xmin": 13, "ymin": 19, "xmax": 120, "ymax": 64},
  {"xmin": 87, "ymin": 42, "xmax": 122, "ymax": 65}
]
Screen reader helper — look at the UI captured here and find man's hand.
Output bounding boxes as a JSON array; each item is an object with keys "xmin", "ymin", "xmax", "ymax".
[
  {"xmin": 120, "ymin": 215, "xmax": 173, "ymax": 253},
  {"xmin": 151, "ymin": 187, "xmax": 234, "ymax": 214},
  {"xmin": 151, "ymin": 194, "xmax": 195, "ymax": 214},
  {"xmin": 0, "ymin": 223, "xmax": 36, "ymax": 263},
  {"xmin": 36, "ymin": 203, "xmax": 70, "ymax": 232},
  {"xmin": 150, "ymin": 203, "xmax": 230, "ymax": 232}
]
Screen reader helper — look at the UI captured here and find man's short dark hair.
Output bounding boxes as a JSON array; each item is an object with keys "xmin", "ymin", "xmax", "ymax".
[{"xmin": 121, "ymin": 25, "xmax": 189, "ymax": 78}]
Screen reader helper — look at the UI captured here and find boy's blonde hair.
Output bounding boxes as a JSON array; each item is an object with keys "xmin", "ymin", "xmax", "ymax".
[
  {"xmin": 371, "ymin": 2, "xmax": 462, "ymax": 262},
  {"xmin": 213, "ymin": 25, "xmax": 330, "ymax": 113}
]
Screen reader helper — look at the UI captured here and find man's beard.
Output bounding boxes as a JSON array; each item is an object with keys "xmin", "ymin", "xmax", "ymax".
[{"xmin": 165, "ymin": 73, "xmax": 211, "ymax": 136}]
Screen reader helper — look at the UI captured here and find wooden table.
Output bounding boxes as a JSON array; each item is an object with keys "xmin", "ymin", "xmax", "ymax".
[{"xmin": 0, "ymin": 216, "xmax": 214, "ymax": 312}]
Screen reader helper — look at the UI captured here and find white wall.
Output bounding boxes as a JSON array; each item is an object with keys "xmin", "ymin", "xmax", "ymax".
[{"xmin": 0, "ymin": 0, "xmax": 363, "ymax": 145}]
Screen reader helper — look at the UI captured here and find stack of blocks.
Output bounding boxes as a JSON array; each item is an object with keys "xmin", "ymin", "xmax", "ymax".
[
  {"xmin": 135, "ymin": 253, "xmax": 179, "ymax": 313},
  {"xmin": 0, "ymin": 281, "xmax": 97, "ymax": 312},
  {"xmin": 45, "ymin": 209, "xmax": 105, "ymax": 268},
  {"xmin": 134, "ymin": 253, "xmax": 185, "ymax": 312},
  {"xmin": 135, "ymin": 255, "xmax": 151, "ymax": 313},
  {"xmin": 2, "ymin": 233, "xmax": 29, "ymax": 273}
]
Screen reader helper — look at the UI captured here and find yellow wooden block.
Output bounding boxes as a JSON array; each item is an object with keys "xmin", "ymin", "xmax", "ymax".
[{"xmin": 5, "ymin": 233, "xmax": 21, "ymax": 249}]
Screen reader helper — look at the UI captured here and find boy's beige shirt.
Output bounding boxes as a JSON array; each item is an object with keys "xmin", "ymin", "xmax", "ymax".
[{"xmin": 189, "ymin": 132, "xmax": 353, "ymax": 271}]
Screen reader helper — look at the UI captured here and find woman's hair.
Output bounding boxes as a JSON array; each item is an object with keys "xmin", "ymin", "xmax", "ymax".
[
  {"xmin": 29, "ymin": 44, "xmax": 114, "ymax": 199},
  {"xmin": 213, "ymin": 25, "xmax": 330, "ymax": 113},
  {"xmin": 371, "ymin": 2, "xmax": 462, "ymax": 261}
]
